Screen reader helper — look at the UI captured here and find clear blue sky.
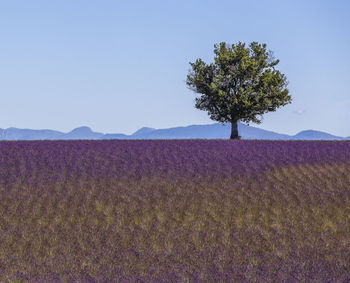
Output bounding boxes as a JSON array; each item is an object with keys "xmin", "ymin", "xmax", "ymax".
[{"xmin": 1, "ymin": 0, "xmax": 349, "ymax": 136}]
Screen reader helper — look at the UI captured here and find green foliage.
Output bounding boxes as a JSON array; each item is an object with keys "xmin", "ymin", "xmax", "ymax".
[{"xmin": 186, "ymin": 41, "xmax": 291, "ymax": 125}]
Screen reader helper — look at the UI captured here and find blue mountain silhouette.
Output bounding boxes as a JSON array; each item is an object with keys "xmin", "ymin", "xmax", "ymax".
[{"xmin": 1, "ymin": 123, "xmax": 347, "ymax": 140}]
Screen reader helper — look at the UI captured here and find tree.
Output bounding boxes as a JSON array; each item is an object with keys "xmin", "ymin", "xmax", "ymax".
[{"xmin": 186, "ymin": 41, "xmax": 291, "ymax": 139}]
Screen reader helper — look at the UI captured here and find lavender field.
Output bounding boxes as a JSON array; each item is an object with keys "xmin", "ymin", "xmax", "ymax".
[{"xmin": 0, "ymin": 140, "xmax": 350, "ymax": 282}]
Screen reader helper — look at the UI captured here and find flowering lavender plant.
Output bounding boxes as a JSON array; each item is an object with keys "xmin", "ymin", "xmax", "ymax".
[{"xmin": 0, "ymin": 140, "xmax": 349, "ymax": 282}]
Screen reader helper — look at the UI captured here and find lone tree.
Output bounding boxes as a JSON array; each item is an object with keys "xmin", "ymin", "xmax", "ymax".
[{"xmin": 186, "ymin": 41, "xmax": 291, "ymax": 139}]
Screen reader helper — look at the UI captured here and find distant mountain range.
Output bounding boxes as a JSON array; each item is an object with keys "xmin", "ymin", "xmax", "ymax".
[{"xmin": 0, "ymin": 123, "xmax": 349, "ymax": 140}]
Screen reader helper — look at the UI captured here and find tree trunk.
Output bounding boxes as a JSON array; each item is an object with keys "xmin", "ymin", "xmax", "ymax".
[{"xmin": 230, "ymin": 120, "xmax": 240, "ymax": 139}]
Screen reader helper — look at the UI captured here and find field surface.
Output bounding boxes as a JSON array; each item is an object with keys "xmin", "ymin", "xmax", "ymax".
[{"xmin": 0, "ymin": 140, "xmax": 350, "ymax": 282}]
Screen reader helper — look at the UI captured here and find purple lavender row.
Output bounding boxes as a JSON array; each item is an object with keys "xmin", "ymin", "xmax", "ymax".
[{"xmin": 0, "ymin": 140, "xmax": 349, "ymax": 187}]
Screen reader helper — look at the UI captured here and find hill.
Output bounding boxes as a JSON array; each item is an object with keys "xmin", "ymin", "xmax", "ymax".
[{"xmin": 1, "ymin": 123, "xmax": 348, "ymax": 140}]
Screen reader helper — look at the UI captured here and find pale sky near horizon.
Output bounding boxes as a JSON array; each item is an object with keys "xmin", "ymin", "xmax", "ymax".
[{"xmin": 1, "ymin": 0, "xmax": 349, "ymax": 136}]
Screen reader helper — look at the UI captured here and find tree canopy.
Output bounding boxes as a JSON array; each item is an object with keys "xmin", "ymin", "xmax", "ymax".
[{"xmin": 186, "ymin": 41, "xmax": 291, "ymax": 139}]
